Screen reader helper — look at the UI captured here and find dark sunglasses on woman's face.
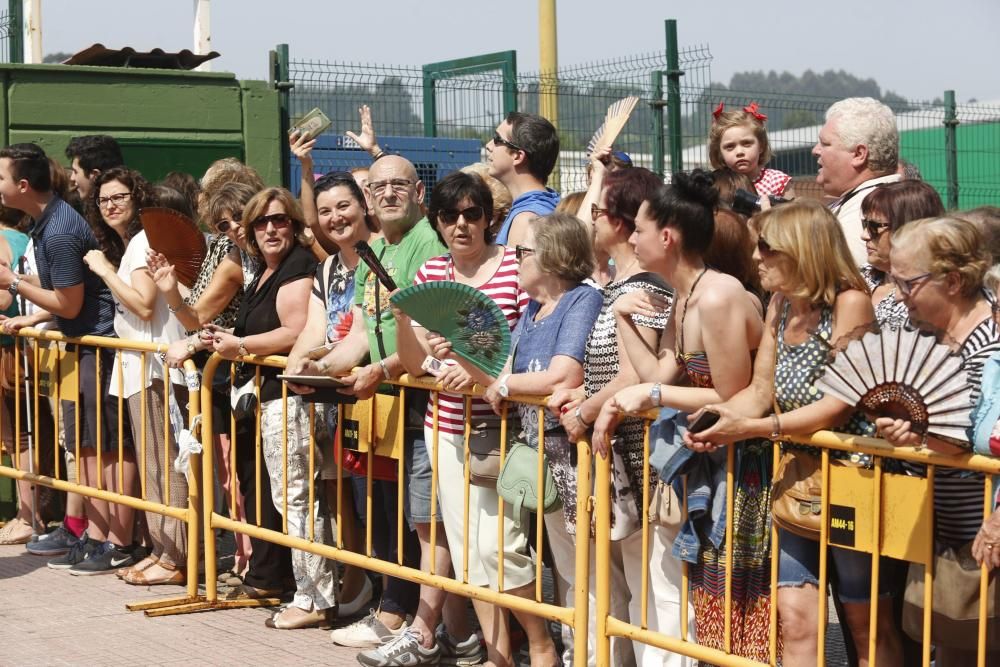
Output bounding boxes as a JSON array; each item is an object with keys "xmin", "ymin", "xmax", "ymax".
[
  {"xmin": 215, "ymin": 218, "xmax": 239, "ymax": 234},
  {"xmin": 515, "ymin": 245, "xmax": 535, "ymax": 263},
  {"xmin": 251, "ymin": 213, "xmax": 294, "ymax": 232},
  {"xmin": 756, "ymin": 237, "xmax": 775, "ymax": 255},
  {"xmin": 862, "ymin": 218, "xmax": 891, "ymax": 239},
  {"xmin": 438, "ymin": 206, "xmax": 485, "ymax": 224}
]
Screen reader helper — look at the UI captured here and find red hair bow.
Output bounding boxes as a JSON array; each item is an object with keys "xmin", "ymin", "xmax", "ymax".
[
  {"xmin": 712, "ymin": 102, "xmax": 725, "ymax": 120},
  {"xmin": 743, "ymin": 102, "xmax": 767, "ymax": 122}
]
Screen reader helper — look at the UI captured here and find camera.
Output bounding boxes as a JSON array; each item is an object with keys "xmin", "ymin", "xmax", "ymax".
[{"xmin": 731, "ymin": 188, "xmax": 789, "ymax": 217}]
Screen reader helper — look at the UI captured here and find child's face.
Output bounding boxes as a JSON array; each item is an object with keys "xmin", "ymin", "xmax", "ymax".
[{"xmin": 720, "ymin": 126, "xmax": 762, "ymax": 176}]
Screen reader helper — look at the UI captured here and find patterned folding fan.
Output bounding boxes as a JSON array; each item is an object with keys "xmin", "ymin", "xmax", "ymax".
[
  {"xmin": 586, "ymin": 96, "xmax": 640, "ymax": 156},
  {"xmin": 140, "ymin": 207, "xmax": 207, "ymax": 289},
  {"xmin": 390, "ymin": 282, "xmax": 510, "ymax": 378},
  {"xmin": 815, "ymin": 326, "xmax": 974, "ymax": 441}
]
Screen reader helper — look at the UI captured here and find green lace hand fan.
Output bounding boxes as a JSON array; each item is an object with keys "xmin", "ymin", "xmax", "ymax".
[{"xmin": 390, "ymin": 282, "xmax": 510, "ymax": 377}]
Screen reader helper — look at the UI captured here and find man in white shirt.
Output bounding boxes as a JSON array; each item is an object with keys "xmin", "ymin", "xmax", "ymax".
[{"xmin": 813, "ymin": 97, "xmax": 900, "ymax": 265}]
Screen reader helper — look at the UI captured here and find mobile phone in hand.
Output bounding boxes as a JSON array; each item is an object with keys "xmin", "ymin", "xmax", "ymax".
[
  {"xmin": 688, "ymin": 409, "xmax": 721, "ymax": 434},
  {"xmin": 421, "ymin": 355, "xmax": 444, "ymax": 377}
]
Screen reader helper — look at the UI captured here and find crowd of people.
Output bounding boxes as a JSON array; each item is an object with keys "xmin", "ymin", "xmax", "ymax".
[{"xmin": 0, "ymin": 95, "xmax": 999, "ymax": 667}]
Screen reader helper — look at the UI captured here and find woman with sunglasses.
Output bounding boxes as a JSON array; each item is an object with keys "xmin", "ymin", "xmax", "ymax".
[
  {"xmin": 858, "ymin": 181, "xmax": 944, "ymax": 329},
  {"xmin": 148, "ymin": 181, "xmax": 258, "ymax": 582},
  {"xmin": 207, "ymin": 188, "xmax": 337, "ymax": 629},
  {"xmin": 685, "ymin": 199, "xmax": 903, "ymax": 667},
  {"xmin": 875, "ymin": 217, "xmax": 1000, "ymax": 666},
  {"xmin": 283, "ymin": 171, "xmax": 380, "ymax": 622},
  {"xmin": 386, "ymin": 170, "xmax": 521, "ymax": 666},
  {"xmin": 82, "ymin": 167, "xmax": 184, "ymax": 580}
]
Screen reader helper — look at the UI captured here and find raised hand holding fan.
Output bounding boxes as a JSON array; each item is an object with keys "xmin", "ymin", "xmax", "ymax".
[
  {"xmin": 586, "ymin": 96, "xmax": 640, "ymax": 157},
  {"xmin": 390, "ymin": 282, "xmax": 510, "ymax": 378},
  {"xmin": 140, "ymin": 208, "xmax": 207, "ymax": 289},
  {"xmin": 815, "ymin": 326, "xmax": 974, "ymax": 442}
]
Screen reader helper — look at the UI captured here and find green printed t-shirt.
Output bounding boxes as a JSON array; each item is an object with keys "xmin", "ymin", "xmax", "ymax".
[{"xmin": 354, "ymin": 218, "xmax": 446, "ymax": 362}]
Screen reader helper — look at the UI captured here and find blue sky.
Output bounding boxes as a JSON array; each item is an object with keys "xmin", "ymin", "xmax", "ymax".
[{"xmin": 42, "ymin": 0, "xmax": 1000, "ymax": 103}]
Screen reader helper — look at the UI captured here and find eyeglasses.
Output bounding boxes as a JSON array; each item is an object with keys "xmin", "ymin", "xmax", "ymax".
[
  {"xmin": 862, "ymin": 218, "xmax": 891, "ymax": 239},
  {"xmin": 591, "ymin": 204, "xmax": 610, "ymax": 222},
  {"xmin": 756, "ymin": 237, "xmax": 776, "ymax": 255},
  {"xmin": 890, "ymin": 271, "xmax": 933, "ymax": 297},
  {"xmin": 515, "ymin": 245, "xmax": 535, "ymax": 263},
  {"xmin": 367, "ymin": 179, "xmax": 414, "ymax": 196},
  {"xmin": 492, "ymin": 132, "xmax": 528, "ymax": 154},
  {"xmin": 438, "ymin": 206, "xmax": 485, "ymax": 224},
  {"xmin": 97, "ymin": 192, "xmax": 132, "ymax": 209},
  {"xmin": 215, "ymin": 218, "xmax": 239, "ymax": 234},
  {"xmin": 251, "ymin": 213, "xmax": 294, "ymax": 232}
]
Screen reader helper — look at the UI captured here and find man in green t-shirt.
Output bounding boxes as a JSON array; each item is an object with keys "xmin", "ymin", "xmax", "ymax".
[{"xmin": 295, "ymin": 155, "xmax": 452, "ymax": 657}]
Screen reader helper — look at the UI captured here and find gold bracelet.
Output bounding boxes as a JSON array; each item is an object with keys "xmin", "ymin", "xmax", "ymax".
[{"xmin": 770, "ymin": 413, "xmax": 782, "ymax": 440}]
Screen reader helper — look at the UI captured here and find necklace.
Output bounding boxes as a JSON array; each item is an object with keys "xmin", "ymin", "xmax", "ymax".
[
  {"xmin": 613, "ymin": 255, "xmax": 639, "ymax": 281},
  {"xmin": 675, "ymin": 267, "xmax": 709, "ymax": 360}
]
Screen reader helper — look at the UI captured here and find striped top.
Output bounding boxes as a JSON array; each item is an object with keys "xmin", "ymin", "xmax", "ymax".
[
  {"xmin": 412, "ymin": 246, "xmax": 527, "ymax": 435},
  {"xmin": 923, "ymin": 314, "xmax": 1000, "ymax": 545}
]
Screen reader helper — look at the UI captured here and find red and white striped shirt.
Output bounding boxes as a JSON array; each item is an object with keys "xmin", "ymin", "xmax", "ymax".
[{"xmin": 412, "ymin": 247, "xmax": 527, "ymax": 435}]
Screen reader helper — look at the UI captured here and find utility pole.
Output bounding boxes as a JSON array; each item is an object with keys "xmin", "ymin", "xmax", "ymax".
[
  {"xmin": 193, "ymin": 0, "xmax": 211, "ymax": 71},
  {"xmin": 538, "ymin": 0, "xmax": 558, "ymax": 189},
  {"xmin": 22, "ymin": 0, "xmax": 40, "ymax": 64}
]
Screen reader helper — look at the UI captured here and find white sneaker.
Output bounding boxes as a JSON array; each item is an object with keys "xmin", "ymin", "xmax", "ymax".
[
  {"xmin": 338, "ymin": 575, "xmax": 374, "ymax": 618},
  {"xmin": 330, "ymin": 609, "xmax": 409, "ymax": 649},
  {"xmin": 356, "ymin": 627, "xmax": 441, "ymax": 666}
]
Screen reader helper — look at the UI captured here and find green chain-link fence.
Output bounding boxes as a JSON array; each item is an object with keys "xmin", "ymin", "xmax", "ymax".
[{"xmin": 282, "ymin": 28, "xmax": 1000, "ymax": 208}]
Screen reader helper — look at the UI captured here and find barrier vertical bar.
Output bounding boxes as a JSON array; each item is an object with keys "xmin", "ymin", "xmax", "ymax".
[
  {"xmin": 139, "ymin": 353, "xmax": 147, "ymax": 499},
  {"xmin": 535, "ymin": 404, "xmax": 545, "ymax": 602},
  {"xmin": 117, "ymin": 350, "xmax": 124, "ymax": 493},
  {"xmin": 817, "ymin": 448, "xmax": 831, "ymax": 667},
  {"xmin": 640, "ymin": 422, "xmax": 650, "ymax": 629},
  {"xmin": 723, "ymin": 441, "xmax": 735, "ymax": 654},
  {"xmin": 462, "ymin": 396, "xmax": 472, "ymax": 583},
  {"xmin": 430, "ymin": 391, "xmax": 440, "ymax": 575},
  {"xmin": 96, "ymin": 347, "xmax": 102, "ymax": 490},
  {"xmin": 230, "ymin": 363, "xmax": 237, "ymax": 520},
  {"xmin": 397, "ymin": 389, "xmax": 406, "ymax": 566},
  {"xmin": 572, "ymin": 437, "xmax": 592, "ymax": 664},
  {"xmin": 922, "ymin": 464, "xmax": 935, "ymax": 667},
  {"xmin": 281, "ymin": 383, "xmax": 288, "ymax": 534},
  {"xmin": 184, "ymin": 360, "xmax": 202, "ymax": 600},
  {"xmin": 254, "ymin": 366, "xmax": 262, "ymax": 526},
  {"xmin": 202, "ymin": 355, "xmax": 220, "ymax": 603},
  {"xmin": 868, "ymin": 457, "xmax": 883, "ymax": 667},
  {"xmin": 594, "ymin": 440, "xmax": 611, "ymax": 666},
  {"xmin": 497, "ymin": 403, "xmax": 508, "ymax": 592},
  {"xmin": 162, "ymin": 358, "xmax": 170, "ymax": 507},
  {"xmin": 769, "ymin": 444, "xmax": 780, "ymax": 666},
  {"xmin": 308, "ymin": 402, "xmax": 315, "ymax": 543},
  {"xmin": 978, "ymin": 475, "xmax": 993, "ymax": 667}
]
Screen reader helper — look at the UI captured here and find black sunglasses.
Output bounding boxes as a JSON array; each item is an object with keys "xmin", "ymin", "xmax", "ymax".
[
  {"xmin": 515, "ymin": 245, "xmax": 535, "ymax": 262},
  {"xmin": 862, "ymin": 218, "xmax": 891, "ymax": 239},
  {"xmin": 251, "ymin": 213, "xmax": 294, "ymax": 231},
  {"xmin": 215, "ymin": 217, "xmax": 239, "ymax": 234},
  {"xmin": 756, "ymin": 237, "xmax": 775, "ymax": 255},
  {"xmin": 492, "ymin": 132, "xmax": 528, "ymax": 154},
  {"xmin": 438, "ymin": 206, "xmax": 485, "ymax": 225}
]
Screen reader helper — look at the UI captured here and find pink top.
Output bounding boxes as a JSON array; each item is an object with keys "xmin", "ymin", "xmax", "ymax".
[{"xmin": 753, "ymin": 167, "xmax": 793, "ymax": 198}]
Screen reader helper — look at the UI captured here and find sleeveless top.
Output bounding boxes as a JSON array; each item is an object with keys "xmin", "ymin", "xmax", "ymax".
[{"xmin": 774, "ymin": 300, "xmax": 874, "ymax": 463}]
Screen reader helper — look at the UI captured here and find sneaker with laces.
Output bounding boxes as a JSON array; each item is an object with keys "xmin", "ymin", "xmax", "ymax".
[
  {"xmin": 437, "ymin": 628, "xmax": 485, "ymax": 666},
  {"xmin": 356, "ymin": 627, "xmax": 441, "ymax": 666},
  {"xmin": 331, "ymin": 609, "xmax": 409, "ymax": 649},
  {"xmin": 26, "ymin": 524, "xmax": 78, "ymax": 556},
  {"xmin": 69, "ymin": 541, "xmax": 138, "ymax": 576},
  {"xmin": 46, "ymin": 533, "xmax": 98, "ymax": 570}
]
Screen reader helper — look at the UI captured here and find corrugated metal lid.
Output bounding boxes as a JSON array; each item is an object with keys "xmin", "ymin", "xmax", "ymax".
[{"xmin": 63, "ymin": 43, "xmax": 220, "ymax": 70}]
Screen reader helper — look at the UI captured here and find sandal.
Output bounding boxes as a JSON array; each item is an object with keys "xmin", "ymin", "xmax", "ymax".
[
  {"xmin": 0, "ymin": 518, "xmax": 34, "ymax": 545},
  {"xmin": 264, "ymin": 605, "xmax": 334, "ymax": 630},
  {"xmin": 124, "ymin": 561, "xmax": 185, "ymax": 586},
  {"xmin": 117, "ymin": 554, "xmax": 158, "ymax": 580}
]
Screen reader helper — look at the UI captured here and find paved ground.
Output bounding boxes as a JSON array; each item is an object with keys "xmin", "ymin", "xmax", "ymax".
[{"xmin": 0, "ymin": 538, "xmax": 851, "ymax": 666}]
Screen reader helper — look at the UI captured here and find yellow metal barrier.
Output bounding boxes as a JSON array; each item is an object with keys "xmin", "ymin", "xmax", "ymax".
[
  {"xmin": 189, "ymin": 351, "xmax": 593, "ymax": 658},
  {"xmin": 593, "ymin": 413, "xmax": 1000, "ymax": 667},
  {"xmin": 0, "ymin": 328, "xmax": 203, "ymax": 615}
]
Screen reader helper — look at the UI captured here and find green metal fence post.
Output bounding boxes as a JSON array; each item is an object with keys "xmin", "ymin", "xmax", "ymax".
[
  {"xmin": 665, "ymin": 19, "xmax": 684, "ymax": 174},
  {"xmin": 943, "ymin": 90, "xmax": 959, "ymax": 210},
  {"xmin": 421, "ymin": 67, "xmax": 437, "ymax": 138},
  {"xmin": 501, "ymin": 52, "xmax": 518, "ymax": 116},
  {"xmin": 650, "ymin": 71, "xmax": 665, "ymax": 178},
  {"xmin": 272, "ymin": 43, "xmax": 293, "ymax": 188},
  {"xmin": 7, "ymin": 0, "xmax": 22, "ymax": 64}
]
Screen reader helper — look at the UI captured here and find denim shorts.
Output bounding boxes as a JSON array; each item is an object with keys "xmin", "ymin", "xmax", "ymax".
[
  {"xmin": 403, "ymin": 427, "xmax": 440, "ymax": 527},
  {"xmin": 777, "ymin": 528, "xmax": 891, "ymax": 604}
]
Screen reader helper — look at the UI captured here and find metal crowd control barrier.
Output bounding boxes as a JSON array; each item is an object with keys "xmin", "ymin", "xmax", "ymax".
[
  {"xmin": 0, "ymin": 328, "xmax": 203, "ymax": 615},
  {"xmin": 593, "ymin": 410, "xmax": 1000, "ymax": 667},
  {"xmin": 187, "ymin": 351, "xmax": 593, "ymax": 657}
]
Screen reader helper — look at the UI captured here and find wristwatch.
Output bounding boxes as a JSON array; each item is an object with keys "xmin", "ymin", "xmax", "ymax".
[
  {"xmin": 185, "ymin": 337, "xmax": 197, "ymax": 357},
  {"xmin": 497, "ymin": 374, "xmax": 511, "ymax": 398},
  {"xmin": 7, "ymin": 276, "xmax": 20, "ymax": 297},
  {"xmin": 649, "ymin": 382, "xmax": 662, "ymax": 407}
]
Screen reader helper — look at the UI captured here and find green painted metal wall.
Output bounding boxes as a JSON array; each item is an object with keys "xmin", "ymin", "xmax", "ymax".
[
  {"xmin": 900, "ymin": 122, "xmax": 1000, "ymax": 210},
  {"xmin": 0, "ymin": 63, "xmax": 280, "ymax": 186}
]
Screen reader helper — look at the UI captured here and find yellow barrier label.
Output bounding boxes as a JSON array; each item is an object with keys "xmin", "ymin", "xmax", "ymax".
[
  {"xmin": 341, "ymin": 392, "xmax": 404, "ymax": 460},
  {"xmin": 36, "ymin": 342, "xmax": 78, "ymax": 401}
]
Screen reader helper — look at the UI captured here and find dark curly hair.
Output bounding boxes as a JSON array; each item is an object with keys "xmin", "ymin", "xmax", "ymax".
[
  {"xmin": 87, "ymin": 166, "xmax": 155, "ymax": 268},
  {"xmin": 646, "ymin": 169, "xmax": 719, "ymax": 256}
]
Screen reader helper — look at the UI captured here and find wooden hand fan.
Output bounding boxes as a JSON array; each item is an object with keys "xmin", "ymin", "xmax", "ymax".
[
  {"xmin": 586, "ymin": 96, "xmax": 640, "ymax": 156},
  {"xmin": 390, "ymin": 282, "xmax": 511, "ymax": 378},
  {"xmin": 139, "ymin": 207, "xmax": 207, "ymax": 289},
  {"xmin": 814, "ymin": 326, "xmax": 974, "ymax": 442}
]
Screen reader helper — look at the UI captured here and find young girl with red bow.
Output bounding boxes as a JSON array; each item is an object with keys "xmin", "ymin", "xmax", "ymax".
[{"xmin": 709, "ymin": 102, "xmax": 796, "ymax": 199}]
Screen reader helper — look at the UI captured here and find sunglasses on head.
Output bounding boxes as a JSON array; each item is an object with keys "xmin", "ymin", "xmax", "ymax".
[
  {"xmin": 251, "ymin": 213, "xmax": 294, "ymax": 232},
  {"xmin": 492, "ymin": 132, "xmax": 528, "ymax": 154},
  {"xmin": 438, "ymin": 206, "xmax": 485, "ymax": 225},
  {"xmin": 862, "ymin": 218, "xmax": 891, "ymax": 239}
]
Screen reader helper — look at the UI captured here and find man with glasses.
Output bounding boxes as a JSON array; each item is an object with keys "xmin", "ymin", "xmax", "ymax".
[
  {"xmin": 812, "ymin": 97, "xmax": 900, "ymax": 265},
  {"xmin": 487, "ymin": 111, "xmax": 561, "ymax": 247},
  {"xmin": 311, "ymin": 155, "xmax": 449, "ymax": 660}
]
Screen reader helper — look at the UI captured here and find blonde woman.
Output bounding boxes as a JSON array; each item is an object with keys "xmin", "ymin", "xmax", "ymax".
[{"xmin": 686, "ymin": 200, "xmax": 902, "ymax": 667}]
